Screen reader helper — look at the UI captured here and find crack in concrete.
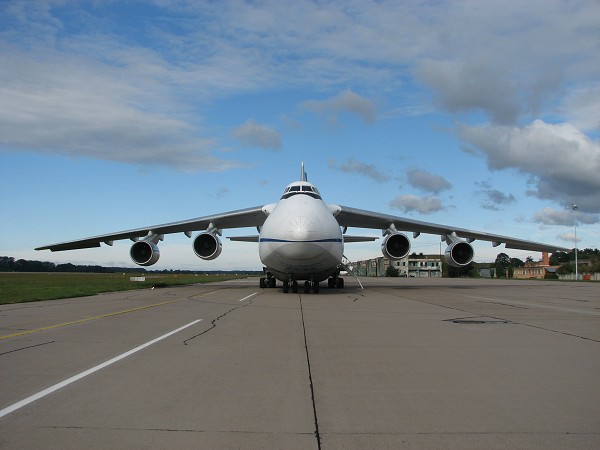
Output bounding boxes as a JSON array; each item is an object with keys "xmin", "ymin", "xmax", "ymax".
[
  {"xmin": 182, "ymin": 300, "xmax": 253, "ymax": 345},
  {"xmin": 370, "ymin": 287, "xmax": 600, "ymax": 343},
  {"xmin": 299, "ymin": 294, "xmax": 322, "ymax": 450},
  {"xmin": 0, "ymin": 340, "xmax": 55, "ymax": 356}
]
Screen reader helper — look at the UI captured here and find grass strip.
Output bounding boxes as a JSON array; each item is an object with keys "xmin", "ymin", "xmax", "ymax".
[{"xmin": 0, "ymin": 273, "xmax": 245, "ymax": 304}]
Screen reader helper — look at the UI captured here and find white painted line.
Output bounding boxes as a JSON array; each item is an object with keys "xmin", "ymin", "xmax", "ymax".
[
  {"xmin": 0, "ymin": 319, "xmax": 201, "ymax": 419},
  {"xmin": 239, "ymin": 292, "xmax": 258, "ymax": 302}
]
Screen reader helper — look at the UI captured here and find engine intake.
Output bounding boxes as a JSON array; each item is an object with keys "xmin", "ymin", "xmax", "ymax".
[
  {"xmin": 130, "ymin": 241, "xmax": 160, "ymax": 266},
  {"xmin": 193, "ymin": 232, "xmax": 222, "ymax": 260},
  {"xmin": 444, "ymin": 241, "xmax": 474, "ymax": 267},
  {"xmin": 382, "ymin": 232, "xmax": 410, "ymax": 260}
]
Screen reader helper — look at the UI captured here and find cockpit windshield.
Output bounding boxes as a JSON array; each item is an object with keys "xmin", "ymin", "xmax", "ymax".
[{"xmin": 280, "ymin": 184, "xmax": 321, "ymax": 200}]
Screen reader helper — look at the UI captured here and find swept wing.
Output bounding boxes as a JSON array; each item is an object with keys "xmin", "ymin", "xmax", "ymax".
[
  {"xmin": 36, "ymin": 206, "xmax": 267, "ymax": 252},
  {"xmin": 334, "ymin": 205, "xmax": 570, "ymax": 253}
]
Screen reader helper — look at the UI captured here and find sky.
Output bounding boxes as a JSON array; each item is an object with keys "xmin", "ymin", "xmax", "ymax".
[{"xmin": 1, "ymin": 0, "xmax": 599, "ymax": 271}]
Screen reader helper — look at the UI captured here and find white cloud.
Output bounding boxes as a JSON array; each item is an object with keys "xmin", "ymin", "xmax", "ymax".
[
  {"xmin": 416, "ymin": 59, "xmax": 519, "ymax": 124},
  {"xmin": 562, "ymin": 83, "xmax": 600, "ymax": 131},
  {"xmin": 389, "ymin": 195, "xmax": 444, "ymax": 214},
  {"xmin": 475, "ymin": 181, "xmax": 516, "ymax": 211},
  {"xmin": 458, "ymin": 120, "xmax": 600, "ymax": 212},
  {"xmin": 533, "ymin": 207, "xmax": 599, "ymax": 226},
  {"xmin": 303, "ymin": 90, "xmax": 377, "ymax": 125},
  {"xmin": 233, "ymin": 120, "xmax": 282, "ymax": 150},
  {"xmin": 0, "ymin": 46, "xmax": 238, "ymax": 172},
  {"xmin": 328, "ymin": 158, "xmax": 390, "ymax": 183},
  {"xmin": 407, "ymin": 169, "xmax": 452, "ymax": 194},
  {"xmin": 2, "ymin": 1, "xmax": 599, "ymax": 177},
  {"xmin": 556, "ymin": 233, "xmax": 580, "ymax": 244}
]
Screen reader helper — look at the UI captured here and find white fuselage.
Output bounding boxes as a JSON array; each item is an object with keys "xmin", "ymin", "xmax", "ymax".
[{"xmin": 258, "ymin": 182, "xmax": 343, "ymax": 282}]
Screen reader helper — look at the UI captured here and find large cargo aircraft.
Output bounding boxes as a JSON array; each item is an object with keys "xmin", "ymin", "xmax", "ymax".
[{"xmin": 37, "ymin": 164, "xmax": 568, "ymax": 293}]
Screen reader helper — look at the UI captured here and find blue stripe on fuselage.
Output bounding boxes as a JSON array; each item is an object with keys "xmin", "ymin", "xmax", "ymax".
[{"xmin": 259, "ymin": 238, "xmax": 342, "ymax": 243}]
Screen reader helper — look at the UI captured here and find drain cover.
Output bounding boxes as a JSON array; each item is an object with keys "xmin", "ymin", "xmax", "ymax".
[{"xmin": 445, "ymin": 317, "xmax": 510, "ymax": 324}]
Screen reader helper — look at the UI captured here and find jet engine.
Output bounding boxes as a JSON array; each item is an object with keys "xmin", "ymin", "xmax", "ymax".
[
  {"xmin": 381, "ymin": 232, "xmax": 411, "ymax": 260},
  {"xmin": 193, "ymin": 232, "xmax": 223, "ymax": 260},
  {"xmin": 130, "ymin": 241, "xmax": 160, "ymax": 266},
  {"xmin": 444, "ymin": 241, "xmax": 474, "ymax": 267}
]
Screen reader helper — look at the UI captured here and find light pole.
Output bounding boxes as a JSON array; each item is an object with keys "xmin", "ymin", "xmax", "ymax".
[{"xmin": 572, "ymin": 204, "xmax": 578, "ymax": 281}]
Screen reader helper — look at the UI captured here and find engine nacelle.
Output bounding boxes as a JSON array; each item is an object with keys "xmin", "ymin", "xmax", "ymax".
[
  {"xmin": 381, "ymin": 232, "xmax": 411, "ymax": 260},
  {"xmin": 193, "ymin": 232, "xmax": 223, "ymax": 260},
  {"xmin": 130, "ymin": 241, "xmax": 160, "ymax": 266},
  {"xmin": 444, "ymin": 241, "xmax": 474, "ymax": 267}
]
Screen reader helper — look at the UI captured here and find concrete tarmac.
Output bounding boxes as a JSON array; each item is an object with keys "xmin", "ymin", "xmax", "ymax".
[{"xmin": 0, "ymin": 277, "xmax": 598, "ymax": 449}]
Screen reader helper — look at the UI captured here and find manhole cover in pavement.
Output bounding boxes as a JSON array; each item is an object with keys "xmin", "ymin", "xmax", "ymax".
[{"xmin": 445, "ymin": 318, "xmax": 510, "ymax": 324}]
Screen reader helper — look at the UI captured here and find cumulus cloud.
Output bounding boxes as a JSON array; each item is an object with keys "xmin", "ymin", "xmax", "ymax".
[
  {"xmin": 0, "ymin": 47, "xmax": 239, "ymax": 172},
  {"xmin": 303, "ymin": 90, "xmax": 377, "ymax": 125},
  {"xmin": 233, "ymin": 120, "xmax": 282, "ymax": 150},
  {"xmin": 561, "ymin": 83, "xmax": 600, "ymax": 131},
  {"xmin": 407, "ymin": 169, "xmax": 452, "ymax": 194},
  {"xmin": 533, "ymin": 207, "xmax": 599, "ymax": 226},
  {"xmin": 416, "ymin": 59, "xmax": 520, "ymax": 124},
  {"xmin": 328, "ymin": 158, "xmax": 390, "ymax": 183},
  {"xmin": 458, "ymin": 120, "xmax": 600, "ymax": 212},
  {"xmin": 475, "ymin": 181, "xmax": 516, "ymax": 211},
  {"xmin": 389, "ymin": 195, "xmax": 444, "ymax": 214},
  {"xmin": 556, "ymin": 233, "xmax": 580, "ymax": 244},
  {"xmin": 2, "ymin": 1, "xmax": 599, "ymax": 177}
]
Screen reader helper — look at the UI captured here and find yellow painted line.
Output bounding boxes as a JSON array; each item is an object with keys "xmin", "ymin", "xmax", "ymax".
[{"xmin": 0, "ymin": 288, "xmax": 222, "ymax": 341}]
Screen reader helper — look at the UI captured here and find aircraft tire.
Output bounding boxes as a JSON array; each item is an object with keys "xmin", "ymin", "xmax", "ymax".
[
  {"xmin": 292, "ymin": 281, "xmax": 299, "ymax": 293},
  {"xmin": 312, "ymin": 281, "xmax": 320, "ymax": 293},
  {"xmin": 304, "ymin": 281, "xmax": 311, "ymax": 293},
  {"xmin": 283, "ymin": 281, "xmax": 289, "ymax": 293},
  {"xmin": 268, "ymin": 277, "xmax": 276, "ymax": 288},
  {"xmin": 259, "ymin": 277, "xmax": 266, "ymax": 288}
]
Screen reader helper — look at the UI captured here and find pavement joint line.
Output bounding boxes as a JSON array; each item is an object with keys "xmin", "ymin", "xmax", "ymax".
[
  {"xmin": 0, "ymin": 319, "xmax": 202, "ymax": 419},
  {"xmin": 0, "ymin": 290, "xmax": 219, "ymax": 341}
]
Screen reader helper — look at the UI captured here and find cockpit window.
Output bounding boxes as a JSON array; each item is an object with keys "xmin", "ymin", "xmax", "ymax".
[{"xmin": 280, "ymin": 184, "xmax": 322, "ymax": 200}]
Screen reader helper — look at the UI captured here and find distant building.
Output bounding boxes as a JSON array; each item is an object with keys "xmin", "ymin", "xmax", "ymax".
[
  {"xmin": 513, "ymin": 252, "xmax": 559, "ymax": 279},
  {"xmin": 478, "ymin": 267, "xmax": 495, "ymax": 278},
  {"xmin": 353, "ymin": 255, "xmax": 442, "ymax": 277}
]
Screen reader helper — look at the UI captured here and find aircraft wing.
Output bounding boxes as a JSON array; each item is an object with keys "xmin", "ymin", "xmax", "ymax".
[
  {"xmin": 36, "ymin": 206, "xmax": 267, "ymax": 252},
  {"xmin": 343, "ymin": 235, "xmax": 379, "ymax": 243},
  {"xmin": 228, "ymin": 235, "xmax": 260, "ymax": 242},
  {"xmin": 334, "ymin": 205, "xmax": 570, "ymax": 253}
]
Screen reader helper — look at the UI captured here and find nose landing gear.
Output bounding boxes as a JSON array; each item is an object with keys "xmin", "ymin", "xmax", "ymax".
[{"xmin": 302, "ymin": 280, "xmax": 320, "ymax": 294}]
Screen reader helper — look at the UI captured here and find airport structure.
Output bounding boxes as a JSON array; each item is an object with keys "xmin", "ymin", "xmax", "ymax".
[
  {"xmin": 353, "ymin": 255, "xmax": 442, "ymax": 277},
  {"xmin": 513, "ymin": 252, "xmax": 558, "ymax": 280}
]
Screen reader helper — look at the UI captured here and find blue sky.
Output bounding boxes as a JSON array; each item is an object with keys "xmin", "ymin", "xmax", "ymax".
[{"xmin": 1, "ymin": 0, "xmax": 599, "ymax": 270}]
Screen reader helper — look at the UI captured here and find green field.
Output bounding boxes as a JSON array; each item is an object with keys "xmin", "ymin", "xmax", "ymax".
[{"xmin": 0, "ymin": 273, "xmax": 246, "ymax": 304}]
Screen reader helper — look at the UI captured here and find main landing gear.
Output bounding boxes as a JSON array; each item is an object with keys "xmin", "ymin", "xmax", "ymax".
[{"xmin": 260, "ymin": 275, "xmax": 345, "ymax": 294}]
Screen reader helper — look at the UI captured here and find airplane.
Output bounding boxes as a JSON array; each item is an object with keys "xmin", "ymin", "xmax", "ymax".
[{"xmin": 36, "ymin": 163, "xmax": 569, "ymax": 293}]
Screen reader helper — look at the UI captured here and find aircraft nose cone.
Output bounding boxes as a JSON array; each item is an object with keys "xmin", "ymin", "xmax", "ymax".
[{"xmin": 285, "ymin": 216, "xmax": 317, "ymax": 240}]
